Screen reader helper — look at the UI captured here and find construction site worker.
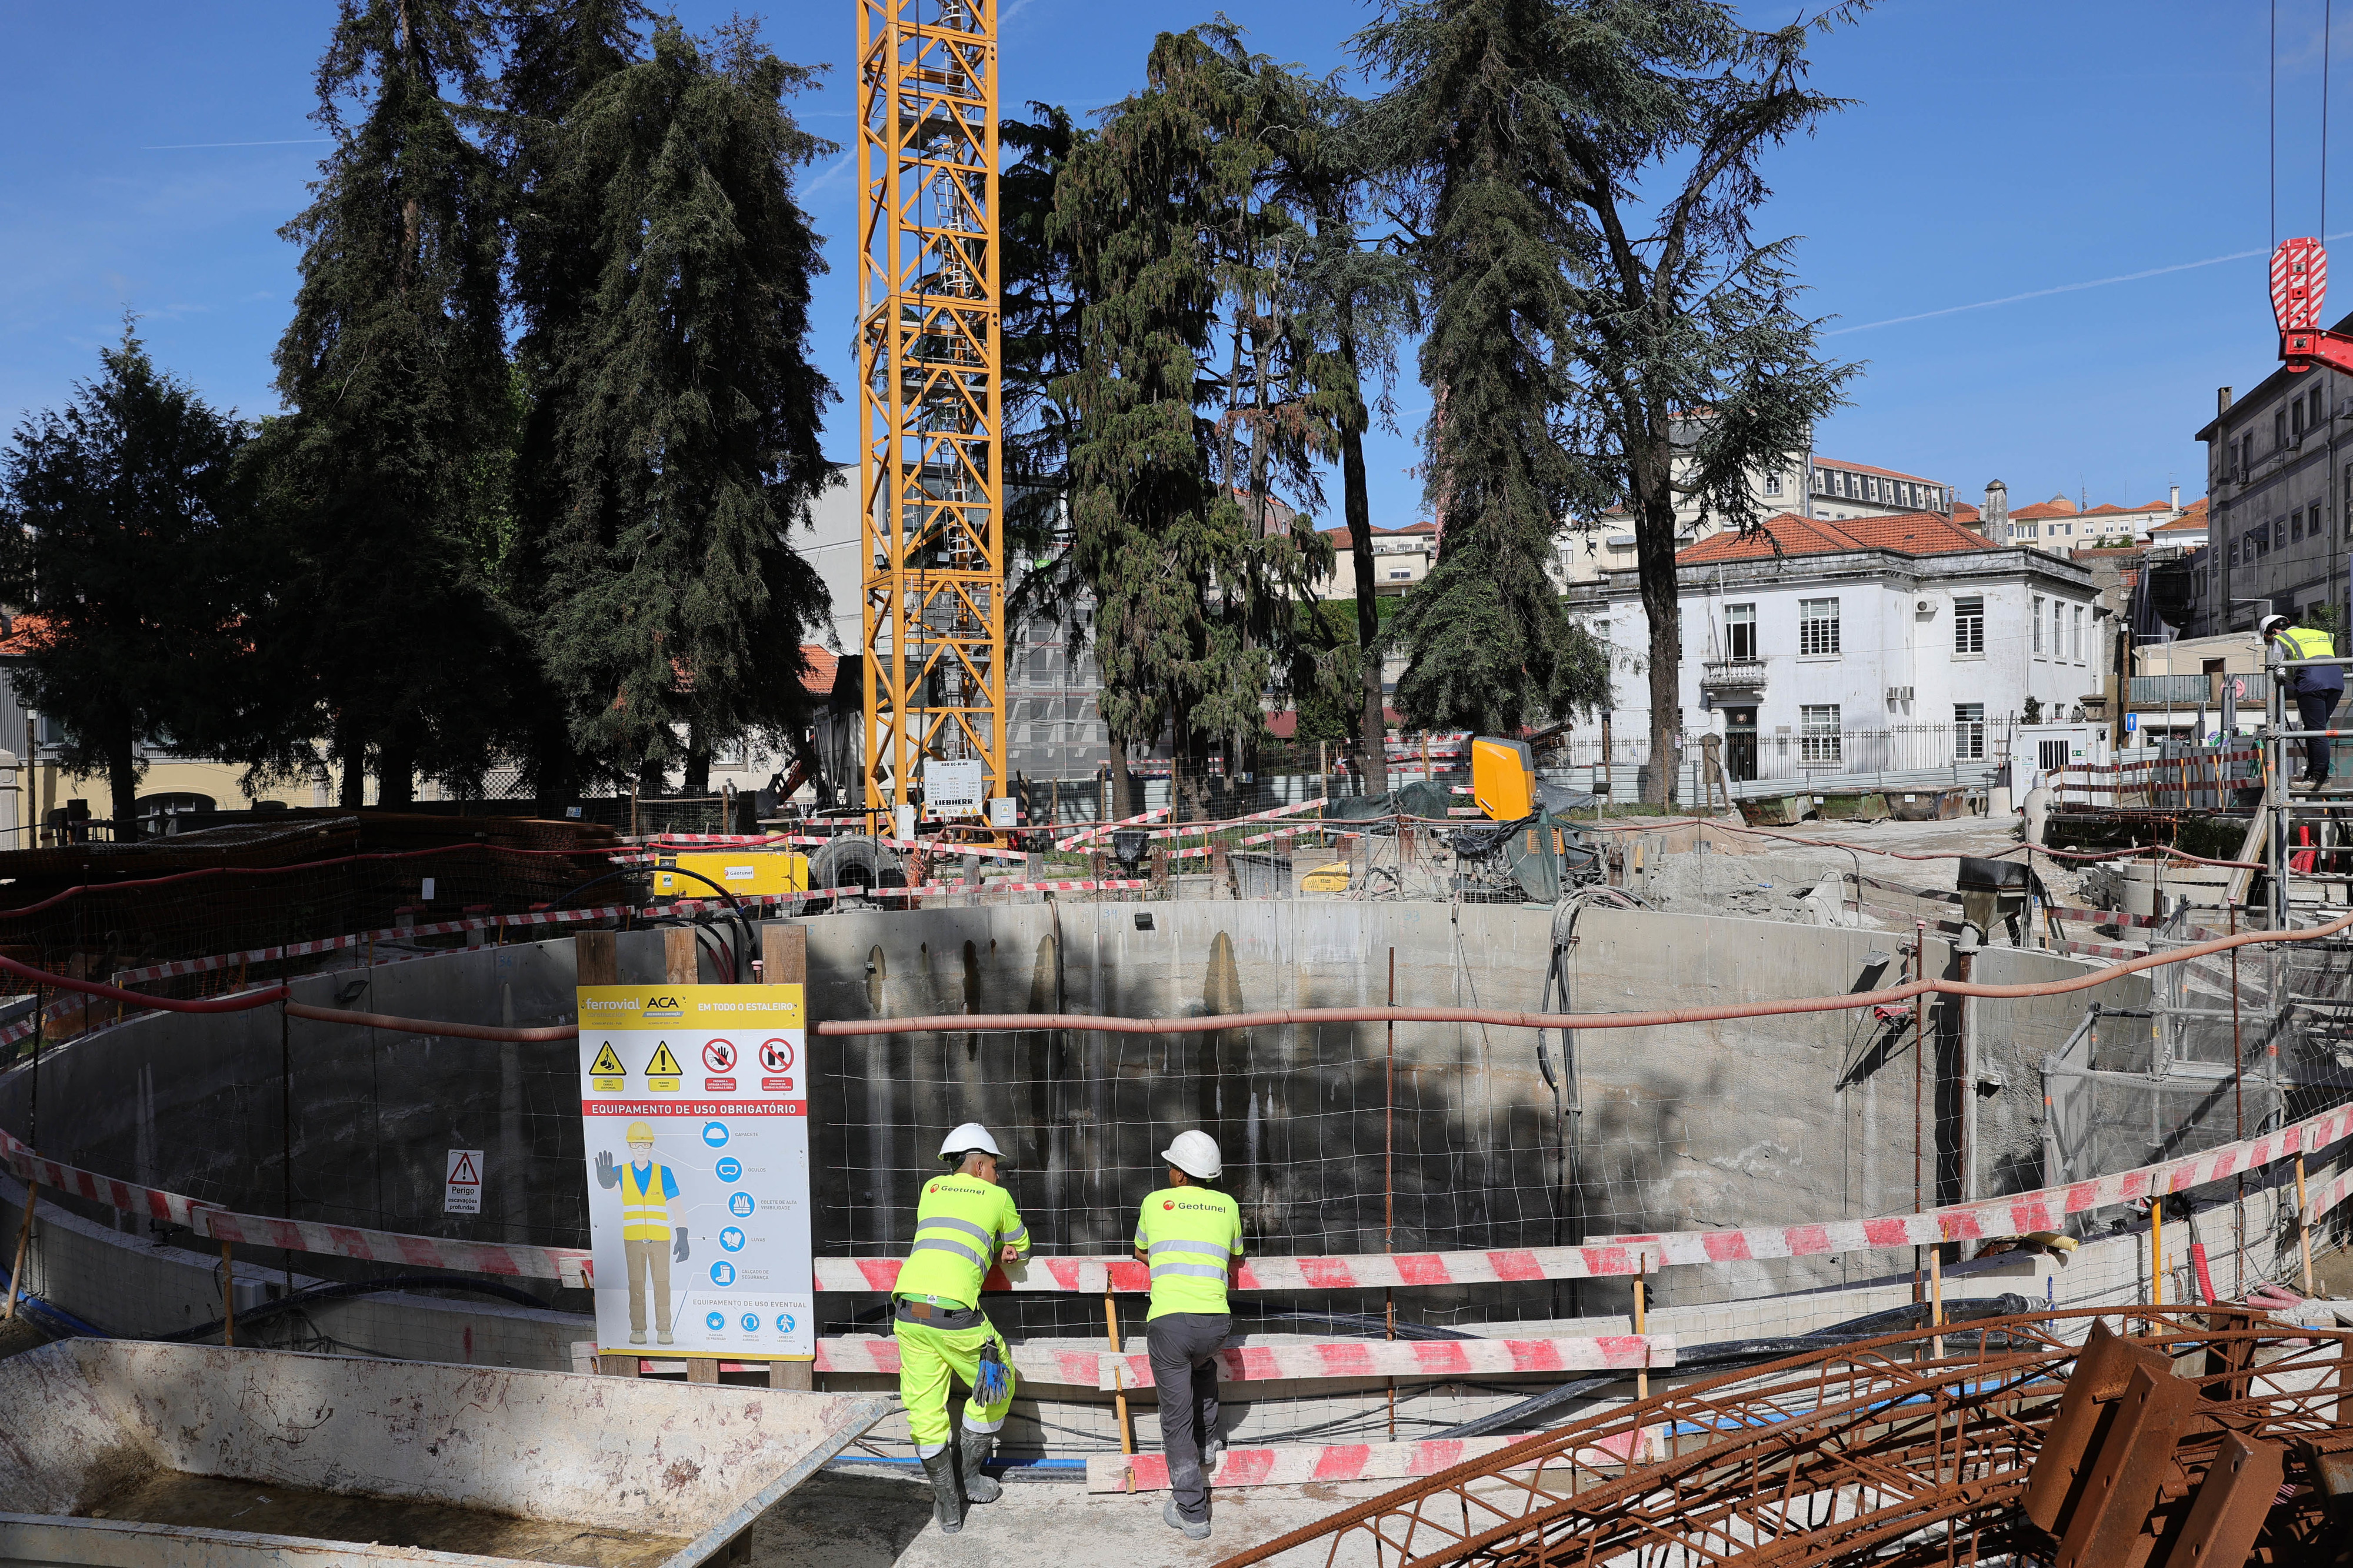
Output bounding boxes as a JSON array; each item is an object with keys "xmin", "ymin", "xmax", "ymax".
[
  {"xmin": 2263, "ymin": 613, "xmax": 2346, "ymax": 787},
  {"xmin": 896, "ymin": 1122, "xmax": 1028, "ymax": 1535},
  {"xmin": 1133, "ymin": 1129, "xmax": 1244, "ymax": 1543},
  {"xmin": 594, "ymin": 1122, "xmax": 688, "ymax": 1346}
]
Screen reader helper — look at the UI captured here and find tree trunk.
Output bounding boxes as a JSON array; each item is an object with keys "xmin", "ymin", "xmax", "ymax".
[
  {"xmin": 106, "ymin": 729, "xmax": 139, "ymax": 839},
  {"xmin": 1634, "ymin": 489, "xmax": 1683, "ymax": 806},
  {"xmin": 1108, "ymin": 744, "xmax": 1136, "ymax": 821},
  {"xmin": 1341, "ymin": 422, "xmax": 1387, "ymax": 795},
  {"xmin": 682, "ymin": 725, "xmax": 711, "ymax": 798},
  {"xmin": 336, "ymin": 719, "xmax": 366, "ymax": 808},
  {"xmin": 376, "ymin": 728, "xmax": 416, "ymax": 808}
]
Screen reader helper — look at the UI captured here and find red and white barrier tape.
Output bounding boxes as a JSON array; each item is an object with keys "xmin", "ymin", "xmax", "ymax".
[
  {"xmin": 642, "ymin": 833, "xmax": 1031, "ymax": 863},
  {"xmin": 0, "ymin": 1124, "xmax": 216, "ymax": 1229},
  {"xmin": 2308, "ymin": 1166, "xmax": 2353, "ymax": 1225},
  {"xmin": 1099, "ymin": 1333, "xmax": 1670, "ymax": 1391},
  {"xmin": 1086, "ymin": 1429, "xmax": 1641, "ymax": 1494},
  {"xmin": 812, "ymin": 1336, "xmax": 1107, "ymax": 1386},
  {"xmin": 9, "ymin": 1051, "xmax": 2351, "ymax": 1293},
  {"xmin": 1056, "ymin": 808, "xmax": 1168, "ymax": 852},
  {"xmin": 194, "ymin": 1207, "xmax": 593, "ymax": 1287}
]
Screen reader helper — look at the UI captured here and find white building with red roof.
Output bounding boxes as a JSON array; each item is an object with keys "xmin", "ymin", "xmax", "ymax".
[
  {"xmin": 1566, "ymin": 510, "xmax": 2101, "ymax": 783},
  {"xmin": 1559, "ymin": 445, "xmax": 1957, "ymax": 585}
]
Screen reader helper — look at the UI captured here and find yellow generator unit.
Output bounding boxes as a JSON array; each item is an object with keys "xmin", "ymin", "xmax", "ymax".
[
  {"xmin": 653, "ymin": 852, "xmax": 809, "ymax": 899},
  {"xmin": 1469, "ymin": 736, "xmax": 1537, "ymax": 822},
  {"xmin": 1300, "ymin": 861, "xmax": 1352, "ymax": 894}
]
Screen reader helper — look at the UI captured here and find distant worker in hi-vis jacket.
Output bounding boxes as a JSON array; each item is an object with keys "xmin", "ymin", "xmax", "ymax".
[
  {"xmin": 895, "ymin": 1122, "xmax": 1028, "ymax": 1535},
  {"xmin": 595, "ymin": 1121, "xmax": 688, "ymax": 1345}
]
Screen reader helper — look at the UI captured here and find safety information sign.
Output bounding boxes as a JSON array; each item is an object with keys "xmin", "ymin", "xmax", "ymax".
[
  {"xmin": 576, "ymin": 984, "xmax": 812, "ymax": 1360},
  {"xmin": 444, "ymin": 1149, "xmax": 483, "ymax": 1215}
]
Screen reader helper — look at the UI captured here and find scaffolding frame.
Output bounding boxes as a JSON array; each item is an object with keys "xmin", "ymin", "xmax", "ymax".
[{"xmin": 856, "ymin": 0, "xmax": 1006, "ymax": 826}]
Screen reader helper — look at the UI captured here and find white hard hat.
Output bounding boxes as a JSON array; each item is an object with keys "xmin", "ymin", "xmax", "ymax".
[
  {"xmin": 1162, "ymin": 1129, "xmax": 1222, "ymax": 1180},
  {"xmin": 939, "ymin": 1122, "xmax": 1002, "ymax": 1162},
  {"xmin": 2260, "ymin": 613, "xmax": 2291, "ymax": 637}
]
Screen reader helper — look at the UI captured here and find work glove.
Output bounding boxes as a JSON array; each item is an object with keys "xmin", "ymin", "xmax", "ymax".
[
  {"xmin": 674, "ymin": 1230, "xmax": 690, "ymax": 1263},
  {"xmin": 594, "ymin": 1150, "xmax": 618, "ymax": 1189}
]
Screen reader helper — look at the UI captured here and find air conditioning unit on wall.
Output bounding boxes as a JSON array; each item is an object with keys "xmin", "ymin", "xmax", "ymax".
[
  {"xmin": 1916, "ymin": 598, "xmax": 1935, "ymax": 615},
  {"xmin": 1885, "ymin": 686, "xmax": 1914, "ymax": 703}
]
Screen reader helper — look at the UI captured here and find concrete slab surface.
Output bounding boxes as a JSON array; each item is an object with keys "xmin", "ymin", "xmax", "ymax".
[{"xmin": 751, "ymin": 1469, "xmax": 1397, "ymax": 1567}]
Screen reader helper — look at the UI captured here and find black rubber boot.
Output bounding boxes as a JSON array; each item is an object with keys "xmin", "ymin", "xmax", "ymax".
[
  {"xmin": 919, "ymin": 1449, "xmax": 964, "ymax": 1534},
  {"xmin": 958, "ymin": 1427, "xmax": 1002, "ymax": 1504}
]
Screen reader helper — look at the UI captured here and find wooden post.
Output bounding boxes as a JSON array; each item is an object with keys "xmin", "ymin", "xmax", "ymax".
[
  {"xmin": 222, "ymin": 1240, "xmax": 236, "ymax": 1347},
  {"xmin": 3, "ymin": 1180, "xmax": 36, "ymax": 1321},
  {"xmin": 766, "ymin": 923, "xmax": 816, "ymax": 1394},
  {"xmin": 1929, "ymin": 1247, "xmax": 1944, "ymax": 1363},
  {"xmin": 1107, "ymin": 1286, "xmax": 1134, "ymax": 1456},
  {"xmin": 2297, "ymin": 1155, "xmax": 2316, "ymax": 1297},
  {"xmin": 1634, "ymin": 1254, "xmax": 1648, "ymax": 1404},
  {"xmin": 577, "ymin": 932, "xmax": 638, "ymax": 1379}
]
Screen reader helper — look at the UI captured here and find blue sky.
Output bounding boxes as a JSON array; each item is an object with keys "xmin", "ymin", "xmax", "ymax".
[{"xmin": 0, "ymin": 1, "xmax": 2328, "ymax": 525}]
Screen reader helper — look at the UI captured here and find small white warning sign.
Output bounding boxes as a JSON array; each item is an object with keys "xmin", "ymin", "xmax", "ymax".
[{"xmin": 445, "ymin": 1148, "xmax": 485, "ymax": 1214}]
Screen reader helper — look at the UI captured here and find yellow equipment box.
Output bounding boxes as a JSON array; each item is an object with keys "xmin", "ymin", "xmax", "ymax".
[
  {"xmin": 1470, "ymin": 736, "xmax": 1537, "ymax": 822},
  {"xmin": 1301, "ymin": 861, "xmax": 1352, "ymax": 893},
  {"xmin": 653, "ymin": 851, "xmax": 809, "ymax": 898}
]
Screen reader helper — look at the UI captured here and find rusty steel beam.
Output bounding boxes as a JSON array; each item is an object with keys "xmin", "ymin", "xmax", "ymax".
[
  {"xmin": 2159, "ymin": 1430, "xmax": 2282, "ymax": 1568},
  {"xmin": 2054, "ymin": 1362, "xmax": 2197, "ymax": 1568}
]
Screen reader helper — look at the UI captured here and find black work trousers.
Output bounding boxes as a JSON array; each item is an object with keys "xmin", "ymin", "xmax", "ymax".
[
  {"xmin": 1147, "ymin": 1311, "xmax": 1229, "ymax": 1523},
  {"xmin": 2298, "ymin": 688, "xmax": 2344, "ymax": 782}
]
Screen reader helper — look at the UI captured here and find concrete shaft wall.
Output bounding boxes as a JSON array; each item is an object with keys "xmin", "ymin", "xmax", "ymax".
[{"xmin": 0, "ymin": 901, "xmax": 2153, "ymax": 1330}]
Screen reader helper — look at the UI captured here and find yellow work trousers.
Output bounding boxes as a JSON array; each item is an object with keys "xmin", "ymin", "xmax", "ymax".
[
  {"xmin": 894, "ymin": 1314, "xmax": 1016, "ymax": 1454},
  {"xmin": 625, "ymin": 1238, "xmax": 672, "ymax": 1335}
]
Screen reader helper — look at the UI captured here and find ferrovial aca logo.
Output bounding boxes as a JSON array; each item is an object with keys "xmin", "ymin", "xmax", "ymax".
[{"xmin": 642, "ymin": 995, "xmax": 684, "ymax": 1020}]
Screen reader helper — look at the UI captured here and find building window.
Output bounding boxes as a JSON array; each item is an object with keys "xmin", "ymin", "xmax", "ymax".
[
  {"xmin": 2313, "ymin": 388, "xmax": 2327, "ymax": 428},
  {"xmin": 2033, "ymin": 595, "xmax": 2046, "ymax": 653},
  {"xmin": 1798, "ymin": 597, "xmax": 1841, "ymax": 656},
  {"xmin": 2294, "ymin": 508, "xmax": 2305, "ymax": 542},
  {"xmin": 1763, "ymin": 473, "xmax": 1782, "ymax": 497},
  {"xmin": 1800, "ymin": 705, "xmax": 1842, "ymax": 766},
  {"xmin": 1387, "ymin": 569, "xmax": 1412, "ymax": 580},
  {"xmin": 2052, "ymin": 598, "xmax": 2065, "ymax": 660},
  {"xmin": 2295, "ymin": 398, "xmax": 2309, "ymax": 438},
  {"xmin": 1954, "ymin": 595, "xmax": 1984, "ymax": 655},
  {"xmin": 2279, "ymin": 409, "xmax": 2291, "ymax": 448},
  {"xmin": 2071, "ymin": 604, "xmax": 2084, "ymax": 661},
  {"xmin": 1955, "ymin": 703, "xmax": 1985, "ymax": 760},
  {"xmin": 1812, "ymin": 469, "xmax": 1828, "ymax": 495},
  {"xmin": 1725, "ymin": 602, "xmax": 1757, "ymax": 660}
]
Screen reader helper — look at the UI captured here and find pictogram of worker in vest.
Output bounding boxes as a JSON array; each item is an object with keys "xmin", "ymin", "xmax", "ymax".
[
  {"xmin": 896, "ymin": 1122, "xmax": 1028, "ymax": 1536},
  {"xmin": 595, "ymin": 1122, "xmax": 689, "ymax": 1346}
]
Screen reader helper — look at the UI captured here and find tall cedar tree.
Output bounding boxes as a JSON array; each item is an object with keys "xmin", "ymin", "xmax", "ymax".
[
  {"xmin": 499, "ymin": 0, "xmax": 652, "ymax": 801},
  {"xmin": 527, "ymin": 20, "xmax": 834, "ymax": 793},
  {"xmin": 1054, "ymin": 29, "xmax": 1336, "ymax": 818},
  {"xmin": 1355, "ymin": 0, "xmax": 1611, "ymax": 745},
  {"xmin": 1273, "ymin": 81, "xmax": 1419, "ymax": 790},
  {"xmin": 1361, "ymin": 0, "xmax": 1857, "ymax": 800},
  {"xmin": 266, "ymin": 0, "xmax": 519, "ymax": 805},
  {"xmin": 0, "ymin": 330, "xmax": 259, "ymax": 829}
]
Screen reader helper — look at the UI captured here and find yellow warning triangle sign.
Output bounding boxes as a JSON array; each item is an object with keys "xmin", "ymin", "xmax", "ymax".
[
  {"xmin": 645, "ymin": 1042, "xmax": 682, "ymax": 1077},
  {"xmin": 589, "ymin": 1042, "xmax": 625, "ymax": 1075}
]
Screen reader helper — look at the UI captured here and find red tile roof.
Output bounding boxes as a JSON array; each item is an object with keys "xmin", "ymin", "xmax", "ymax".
[
  {"xmin": 1677, "ymin": 510, "xmax": 1993, "ymax": 564},
  {"xmin": 2153, "ymin": 498, "xmax": 2209, "ymax": 532},
  {"xmin": 0, "ymin": 613, "xmax": 51, "ymax": 656},
  {"xmin": 1814, "ymin": 456, "xmax": 1941, "ymax": 484},
  {"xmin": 2009, "ymin": 500, "xmax": 2079, "ymax": 521},
  {"xmin": 799, "ymin": 644, "xmax": 838, "ymax": 698}
]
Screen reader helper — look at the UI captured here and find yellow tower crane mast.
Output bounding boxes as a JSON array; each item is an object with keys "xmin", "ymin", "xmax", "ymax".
[{"xmin": 856, "ymin": 0, "xmax": 1006, "ymax": 834}]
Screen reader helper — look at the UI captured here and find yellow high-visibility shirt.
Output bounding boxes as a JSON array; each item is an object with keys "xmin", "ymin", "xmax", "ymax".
[
  {"xmin": 621, "ymin": 1161, "xmax": 676, "ymax": 1240},
  {"xmin": 896, "ymin": 1173, "xmax": 1028, "ymax": 1308},
  {"xmin": 1134, "ymin": 1186, "xmax": 1244, "ymax": 1320}
]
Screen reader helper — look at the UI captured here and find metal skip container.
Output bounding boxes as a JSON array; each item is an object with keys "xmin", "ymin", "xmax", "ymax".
[{"xmin": 0, "ymin": 1340, "xmax": 889, "ymax": 1567}]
